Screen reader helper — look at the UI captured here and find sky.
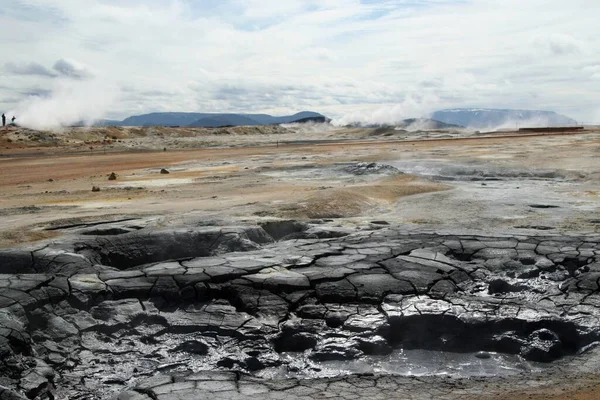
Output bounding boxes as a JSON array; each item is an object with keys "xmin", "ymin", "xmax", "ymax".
[{"xmin": 1, "ymin": 0, "xmax": 599, "ymax": 127}]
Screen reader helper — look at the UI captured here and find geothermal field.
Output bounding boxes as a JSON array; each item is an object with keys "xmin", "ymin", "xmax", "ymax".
[{"xmin": 0, "ymin": 123, "xmax": 600, "ymax": 400}]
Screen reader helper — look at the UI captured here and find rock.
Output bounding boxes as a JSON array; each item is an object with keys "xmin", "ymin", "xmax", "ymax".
[
  {"xmin": 108, "ymin": 172, "xmax": 117, "ymax": 180},
  {"xmin": 160, "ymin": 168, "xmax": 170, "ymax": 174},
  {"xmin": 19, "ymin": 359, "xmax": 54, "ymax": 399},
  {"xmin": 315, "ymin": 279, "xmax": 357, "ymax": 302},
  {"xmin": 520, "ymin": 329, "xmax": 563, "ymax": 362},
  {"xmin": 310, "ymin": 337, "xmax": 362, "ymax": 361},
  {"xmin": 357, "ymin": 335, "xmax": 393, "ymax": 355},
  {"xmin": 348, "ymin": 274, "xmax": 415, "ymax": 300},
  {"xmin": 44, "ymin": 315, "xmax": 79, "ymax": 340},
  {"xmin": 91, "ymin": 186, "xmax": 100, "ymax": 192},
  {"xmin": 245, "ymin": 267, "xmax": 310, "ymax": 291}
]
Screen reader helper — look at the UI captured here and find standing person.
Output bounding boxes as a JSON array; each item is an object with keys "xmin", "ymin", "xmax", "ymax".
[{"xmin": 1, "ymin": 114, "xmax": 5, "ymax": 128}]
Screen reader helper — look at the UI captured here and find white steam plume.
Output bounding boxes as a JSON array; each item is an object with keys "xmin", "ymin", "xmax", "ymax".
[
  {"xmin": 332, "ymin": 93, "xmax": 440, "ymax": 126},
  {"xmin": 482, "ymin": 116, "xmax": 579, "ymax": 132},
  {"xmin": 8, "ymin": 78, "xmax": 119, "ymax": 130}
]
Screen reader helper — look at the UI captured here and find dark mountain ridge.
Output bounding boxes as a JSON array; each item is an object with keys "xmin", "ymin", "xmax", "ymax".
[{"xmin": 97, "ymin": 111, "xmax": 326, "ymax": 127}]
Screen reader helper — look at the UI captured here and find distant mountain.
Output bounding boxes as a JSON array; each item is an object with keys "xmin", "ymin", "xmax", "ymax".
[
  {"xmin": 99, "ymin": 111, "xmax": 327, "ymax": 127},
  {"xmin": 396, "ymin": 118, "xmax": 463, "ymax": 130},
  {"xmin": 188, "ymin": 114, "xmax": 261, "ymax": 128},
  {"xmin": 287, "ymin": 115, "xmax": 331, "ymax": 124},
  {"xmin": 121, "ymin": 113, "xmax": 204, "ymax": 127},
  {"xmin": 250, "ymin": 111, "xmax": 327, "ymax": 125},
  {"xmin": 431, "ymin": 109, "xmax": 577, "ymax": 129}
]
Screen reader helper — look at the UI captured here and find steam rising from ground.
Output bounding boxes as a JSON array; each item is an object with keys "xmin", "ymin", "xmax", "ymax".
[
  {"xmin": 8, "ymin": 78, "xmax": 118, "ymax": 130},
  {"xmin": 281, "ymin": 121, "xmax": 338, "ymax": 134},
  {"xmin": 482, "ymin": 118, "xmax": 579, "ymax": 132},
  {"xmin": 332, "ymin": 94, "xmax": 440, "ymax": 126}
]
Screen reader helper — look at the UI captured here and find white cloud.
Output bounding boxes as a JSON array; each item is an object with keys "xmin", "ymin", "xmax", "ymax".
[
  {"xmin": 5, "ymin": 58, "xmax": 95, "ymax": 80},
  {"xmin": 532, "ymin": 34, "xmax": 586, "ymax": 56},
  {"xmin": 1, "ymin": 0, "xmax": 600, "ymax": 123},
  {"xmin": 4, "ymin": 62, "xmax": 56, "ymax": 77},
  {"xmin": 52, "ymin": 58, "xmax": 94, "ymax": 79}
]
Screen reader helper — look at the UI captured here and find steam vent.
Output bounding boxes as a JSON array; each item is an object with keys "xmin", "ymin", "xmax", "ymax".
[{"xmin": 1, "ymin": 219, "xmax": 600, "ymax": 399}]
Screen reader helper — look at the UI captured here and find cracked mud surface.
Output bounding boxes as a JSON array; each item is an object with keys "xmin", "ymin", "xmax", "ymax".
[{"xmin": 1, "ymin": 221, "xmax": 600, "ymax": 399}]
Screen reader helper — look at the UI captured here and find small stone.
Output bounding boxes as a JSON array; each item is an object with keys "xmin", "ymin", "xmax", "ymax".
[
  {"xmin": 160, "ymin": 168, "xmax": 169, "ymax": 174},
  {"xmin": 108, "ymin": 172, "xmax": 117, "ymax": 180},
  {"xmin": 91, "ymin": 186, "xmax": 100, "ymax": 192},
  {"xmin": 475, "ymin": 351, "xmax": 491, "ymax": 359}
]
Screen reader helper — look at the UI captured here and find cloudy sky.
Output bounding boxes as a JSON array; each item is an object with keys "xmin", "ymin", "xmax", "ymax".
[{"xmin": 1, "ymin": 0, "xmax": 599, "ymax": 126}]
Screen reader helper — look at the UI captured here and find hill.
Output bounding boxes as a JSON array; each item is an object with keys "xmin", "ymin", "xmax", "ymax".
[
  {"xmin": 98, "ymin": 111, "xmax": 326, "ymax": 127},
  {"xmin": 431, "ymin": 109, "xmax": 577, "ymax": 129}
]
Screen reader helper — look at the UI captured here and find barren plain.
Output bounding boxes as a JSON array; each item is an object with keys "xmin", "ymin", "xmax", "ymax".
[{"xmin": 0, "ymin": 124, "xmax": 599, "ymax": 399}]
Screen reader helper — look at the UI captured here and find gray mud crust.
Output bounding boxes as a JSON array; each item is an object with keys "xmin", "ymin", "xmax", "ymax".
[{"xmin": 0, "ymin": 221, "xmax": 600, "ymax": 399}]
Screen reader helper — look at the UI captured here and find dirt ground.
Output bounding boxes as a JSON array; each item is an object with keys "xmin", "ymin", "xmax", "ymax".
[
  {"xmin": 1, "ymin": 125, "xmax": 600, "ymax": 399},
  {"xmin": 1, "ymin": 125, "xmax": 598, "ymax": 248}
]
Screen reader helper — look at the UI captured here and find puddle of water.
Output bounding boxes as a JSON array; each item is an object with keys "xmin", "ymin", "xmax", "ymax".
[{"xmin": 374, "ymin": 349, "xmax": 542, "ymax": 377}]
